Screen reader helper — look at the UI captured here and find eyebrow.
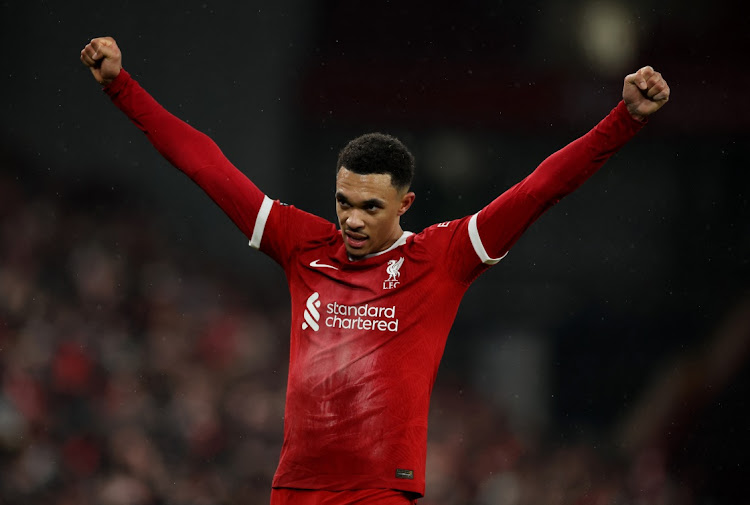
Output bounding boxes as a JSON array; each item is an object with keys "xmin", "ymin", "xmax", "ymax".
[{"xmin": 335, "ymin": 192, "xmax": 385, "ymax": 209}]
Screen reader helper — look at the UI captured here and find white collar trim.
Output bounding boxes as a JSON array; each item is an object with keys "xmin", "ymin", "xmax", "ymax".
[{"xmin": 349, "ymin": 231, "xmax": 413, "ymax": 261}]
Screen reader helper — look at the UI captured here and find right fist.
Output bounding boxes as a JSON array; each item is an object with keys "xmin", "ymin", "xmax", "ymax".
[{"xmin": 80, "ymin": 37, "xmax": 122, "ymax": 86}]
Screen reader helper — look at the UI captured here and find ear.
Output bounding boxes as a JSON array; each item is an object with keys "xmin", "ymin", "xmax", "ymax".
[{"xmin": 397, "ymin": 191, "xmax": 416, "ymax": 216}]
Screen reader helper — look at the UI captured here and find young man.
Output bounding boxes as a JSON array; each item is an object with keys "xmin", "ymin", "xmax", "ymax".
[{"xmin": 81, "ymin": 37, "xmax": 669, "ymax": 505}]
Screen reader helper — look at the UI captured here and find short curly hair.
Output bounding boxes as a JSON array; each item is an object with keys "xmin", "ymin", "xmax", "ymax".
[{"xmin": 336, "ymin": 133, "xmax": 415, "ymax": 191}]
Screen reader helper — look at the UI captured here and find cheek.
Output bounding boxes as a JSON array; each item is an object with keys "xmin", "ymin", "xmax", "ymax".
[{"xmin": 371, "ymin": 215, "xmax": 390, "ymax": 234}]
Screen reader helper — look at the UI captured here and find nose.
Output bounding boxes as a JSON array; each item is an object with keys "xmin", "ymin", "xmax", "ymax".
[{"xmin": 345, "ymin": 210, "xmax": 365, "ymax": 230}]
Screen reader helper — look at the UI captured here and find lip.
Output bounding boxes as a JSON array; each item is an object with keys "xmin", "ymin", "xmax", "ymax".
[{"xmin": 344, "ymin": 230, "xmax": 368, "ymax": 249}]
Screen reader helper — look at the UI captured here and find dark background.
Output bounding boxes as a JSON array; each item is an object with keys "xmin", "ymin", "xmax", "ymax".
[{"xmin": 1, "ymin": 1, "xmax": 748, "ymax": 504}]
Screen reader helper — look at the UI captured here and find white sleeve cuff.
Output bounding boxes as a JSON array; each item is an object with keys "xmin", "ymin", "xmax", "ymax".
[
  {"xmin": 248, "ymin": 196, "xmax": 274, "ymax": 249},
  {"xmin": 468, "ymin": 212, "xmax": 508, "ymax": 265}
]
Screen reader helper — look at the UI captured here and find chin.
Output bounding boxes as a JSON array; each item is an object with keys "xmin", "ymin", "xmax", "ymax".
[{"xmin": 347, "ymin": 248, "xmax": 367, "ymax": 259}]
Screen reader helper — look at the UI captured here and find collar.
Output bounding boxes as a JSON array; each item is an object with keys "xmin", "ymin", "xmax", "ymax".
[{"xmin": 348, "ymin": 231, "xmax": 414, "ymax": 261}]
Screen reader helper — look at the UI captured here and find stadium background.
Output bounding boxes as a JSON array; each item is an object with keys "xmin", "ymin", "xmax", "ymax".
[{"xmin": 1, "ymin": 1, "xmax": 748, "ymax": 503}]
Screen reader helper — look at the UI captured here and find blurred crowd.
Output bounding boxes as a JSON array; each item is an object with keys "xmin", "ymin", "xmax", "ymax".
[{"xmin": 0, "ymin": 160, "xmax": 732, "ymax": 505}]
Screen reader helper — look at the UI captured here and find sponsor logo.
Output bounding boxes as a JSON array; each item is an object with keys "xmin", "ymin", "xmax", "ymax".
[
  {"xmin": 301, "ymin": 292, "xmax": 399, "ymax": 332},
  {"xmin": 310, "ymin": 259, "xmax": 339, "ymax": 270},
  {"xmin": 437, "ymin": 221, "xmax": 450, "ymax": 227},
  {"xmin": 383, "ymin": 257, "xmax": 404, "ymax": 290},
  {"xmin": 301, "ymin": 292, "xmax": 321, "ymax": 331}
]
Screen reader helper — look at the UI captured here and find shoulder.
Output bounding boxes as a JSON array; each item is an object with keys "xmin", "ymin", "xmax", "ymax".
[
  {"xmin": 403, "ymin": 217, "xmax": 472, "ymax": 259},
  {"xmin": 258, "ymin": 200, "xmax": 339, "ymax": 262},
  {"xmin": 272, "ymin": 201, "xmax": 337, "ymax": 234},
  {"xmin": 412, "ymin": 217, "xmax": 471, "ymax": 244}
]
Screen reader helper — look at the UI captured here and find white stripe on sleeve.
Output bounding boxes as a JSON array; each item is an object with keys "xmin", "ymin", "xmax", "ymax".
[
  {"xmin": 468, "ymin": 212, "xmax": 508, "ymax": 265},
  {"xmin": 248, "ymin": 196, "xmax": 274, "ymax": 249}
]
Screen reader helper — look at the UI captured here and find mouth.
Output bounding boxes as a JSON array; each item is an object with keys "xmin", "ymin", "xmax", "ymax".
[{"xmin": 344, "ymin": 230, "xmax": 368, "ymax": 249}]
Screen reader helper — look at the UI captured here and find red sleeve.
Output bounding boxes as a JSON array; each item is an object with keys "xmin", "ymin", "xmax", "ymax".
[
  {"xmin": 448, "ymin": 101, "xmax": 646, "ymax": 283},
  {"xmin": 103, "ymin": 69, "xmax": 264, "ymax": 240},
  {"xmin": 254, "ymin": 200, "xmax": 338, "ymax": 269}
]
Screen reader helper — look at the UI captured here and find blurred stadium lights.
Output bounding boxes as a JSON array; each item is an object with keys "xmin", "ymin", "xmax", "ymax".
[{"xmin": 578, "ymin": 0, "xmax": 638, "ymax": 76}]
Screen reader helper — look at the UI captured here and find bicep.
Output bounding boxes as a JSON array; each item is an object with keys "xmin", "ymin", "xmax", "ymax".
[
  {"xmin": 188, "ymin": 157, "xmax": 266, "ymax": 239},
  {"xmin": 445, "ymin": 184, "xmax": 549, "ymax": 284},
  {"xmin": 473, "ymin": 182, "xmax": 551, "ymax": 260}
]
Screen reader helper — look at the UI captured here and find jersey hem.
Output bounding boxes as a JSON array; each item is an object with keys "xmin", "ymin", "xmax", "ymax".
[{"xmin": 272, "ymin": 475, "xmax": 425, "ymax": 498}]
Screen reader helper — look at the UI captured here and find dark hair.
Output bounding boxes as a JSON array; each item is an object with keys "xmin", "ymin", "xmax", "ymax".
[{"xmin": 337, "ymin": 133, "xmax": 415, "ymax": 191}]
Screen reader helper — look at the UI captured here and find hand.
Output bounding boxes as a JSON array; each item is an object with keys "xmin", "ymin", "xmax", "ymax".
[
  {"xmin": 80, "ymin": 37, "xmax": 122, "ymax": 86},
  {"xmin": 622, "ymin": 66, "xmax": 670, "ymax": 122}
]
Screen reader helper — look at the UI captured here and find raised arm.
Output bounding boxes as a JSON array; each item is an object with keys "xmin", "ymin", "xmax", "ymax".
[
  {"xmin": 80, "ymin": 37, "xmax": 264, "ymax": 240},
  {"xmin": 449, "ymin": 67, "xmax": 670, "ymax": 281}
]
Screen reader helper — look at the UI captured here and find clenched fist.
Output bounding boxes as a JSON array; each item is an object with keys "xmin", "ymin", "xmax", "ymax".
[
  {"xmin": 623, "ymin": 66, "xmax": 670, "ymax": 121},
  {"xmin": 80, "ymin": 37, "xmax": 122, "ymax": 86}
]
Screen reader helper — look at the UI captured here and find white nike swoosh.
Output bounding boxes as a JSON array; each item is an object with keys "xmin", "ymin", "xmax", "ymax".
[{"xmin": 309, "ymin": 259, "xmax": 339, "ymax": 270}]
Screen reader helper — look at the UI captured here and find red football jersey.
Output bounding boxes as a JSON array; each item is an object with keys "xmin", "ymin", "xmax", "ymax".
[
  {"xmin": 105, "ymin": 69, "xmax": 645, "ymax": 497},
  {"xmin": 256, "ymin": 201, "xmax": 491, "ymax": 494}
]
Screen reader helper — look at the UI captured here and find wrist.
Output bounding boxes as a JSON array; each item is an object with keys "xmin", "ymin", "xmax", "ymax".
[
  {"xmin": 620, "ymin": 101, "xmax": 648, "ymax": 124},
  {"xmin": 625, "ymin": 102, "xmax": 648, "ymax": 123},
  {"xmin": 101, "ymin": 68, "xmax": 121, "ymax": 87},
  {"xmin": 628, "ymin": 110, "xmax": 647, "ymax": 123},
  {"xmin": 103, "ymin": 68, "xmax": 130, "ymax": 97}
]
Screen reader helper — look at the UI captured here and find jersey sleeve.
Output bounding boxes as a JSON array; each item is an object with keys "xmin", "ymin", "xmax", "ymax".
[
  {"xmin": 103, "ymin": 69, "xmax": 334, "ymax": 267},
  {"xmin": 250, "ymin": 199, "xmax": 338, "ymax": 268},
  {"xmin": 446, "ymin": 101, "xmax": 646, "ymax": 284}
]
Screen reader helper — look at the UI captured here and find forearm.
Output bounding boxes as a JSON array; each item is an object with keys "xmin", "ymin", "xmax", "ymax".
[
  {"xmin": 103, "ymin": 70, "xmax": 264, "ymax": 238},
  {"xmin": 475, "ymin": 101, "xmax": 645, "ymax": 257},
  {"xmin": 104, "ymin": 70, "xmax": 216, "ymax": 173},
  {"xmin": 518, "ymin": 100, "xmax": 645, "ymax": 203}
]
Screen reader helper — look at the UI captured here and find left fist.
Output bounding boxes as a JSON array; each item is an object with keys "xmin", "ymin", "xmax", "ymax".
[{"xmin": 623, "ymin": 66, "xmax": 670, "ymax": 121}]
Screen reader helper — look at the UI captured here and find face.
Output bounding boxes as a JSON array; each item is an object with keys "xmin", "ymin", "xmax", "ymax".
[{"xmin": 335, "ymin": 167, "xmax": 415, "ymax": 258}]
